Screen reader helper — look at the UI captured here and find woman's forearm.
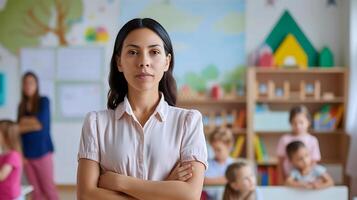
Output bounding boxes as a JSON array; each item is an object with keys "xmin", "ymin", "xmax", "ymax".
[
  {"xmin": 204, "ymin": 176, "xmax": 226, "ymax": 185},
  {"xmin": 78, "ymin": 187, "xmax": 136, "ymax": 200},
  {"xmin": 120, "ymin": 177, "xmax": 199, "ymax": 200},
  {"xmin": 19, "ymin": 117, "xmax": 42, "ymax": 133}
]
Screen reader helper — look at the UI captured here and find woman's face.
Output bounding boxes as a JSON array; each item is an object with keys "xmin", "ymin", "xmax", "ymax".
[
  {"xmin": 23, "ymin": 75, "xmax": 38, "ymax": 98},
  {"xmin": 118, "ymin": 28, "xmax": 171, "ymax": 93}
]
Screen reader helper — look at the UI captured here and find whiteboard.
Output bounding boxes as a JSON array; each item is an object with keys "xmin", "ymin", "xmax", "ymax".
[
  {"xmin": 20, "ymin": 48, "xmax": 56, "ymax": 80},
  {"xmin": 57, "ymin": 83, "xmax": 103, "ymax": 119},
  {"xmin": 57, "ymin": 47, "xmax": 103, "ymax": 81}
]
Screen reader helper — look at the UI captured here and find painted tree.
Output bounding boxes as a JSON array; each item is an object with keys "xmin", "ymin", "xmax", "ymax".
[{"xmin": 0, "ymin": 0, "xmax": 83, "ymax": 54}]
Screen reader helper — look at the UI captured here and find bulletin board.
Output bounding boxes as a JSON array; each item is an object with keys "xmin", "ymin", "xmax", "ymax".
[{"xmin": 20, "ymin": 46, "xmax": 105, "ymax": 121}]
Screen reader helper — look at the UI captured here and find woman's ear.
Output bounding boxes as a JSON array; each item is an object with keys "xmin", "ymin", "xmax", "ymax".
[
  {"xmin": 116, "ymin": 55, "xmax": 123, "ymax": 72},
  {"xmin": 164, "ymin": 53, "xmax": 171, "ymax": 72}
]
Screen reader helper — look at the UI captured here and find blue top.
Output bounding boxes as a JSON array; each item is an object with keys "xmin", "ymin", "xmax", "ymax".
[
  {"xmin": 290, "ymin": 164, "xmax": 326, "ymax": 183},
  {"xmin": 21, "ymin": 96, "xmax": 54, "ymax": 158},
  {"xmin": 205, "ymin": 157, "xmax": 235, "ymax": 200}
]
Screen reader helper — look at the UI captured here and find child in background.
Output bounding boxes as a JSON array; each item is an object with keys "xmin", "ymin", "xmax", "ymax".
[
  {"xmin": 276, "ymin": 105, "xmax": 321, "ymax": 183},
  {"xmin": 223, "ymin": 160, "xmax": 261, "ymax": 200},
  {"xmin": 204, "ymin": 128, "xmax": 235, "ymax": 200},
  {"xmin": 0, "ymin": 120, "xmax": 22, "ymax": 199},
  {"xmin": 285, "ymin": 141, "xmax": 334, "ymax": 189}
]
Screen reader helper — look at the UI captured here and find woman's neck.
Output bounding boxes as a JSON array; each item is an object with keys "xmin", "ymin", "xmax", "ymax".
[{"xmin": 127, "ymin": 89, "xmax": 160, "ymax": 126}]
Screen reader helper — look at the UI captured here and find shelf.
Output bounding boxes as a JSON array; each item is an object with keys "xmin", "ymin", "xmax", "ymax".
[
  {"xmin": 204, "ymin": 126, "xmax": 246, "ymax": 135},
  {"xmin": 177, "ymin": 98, "xmax": 246, "ymax": 105},
  {"xmin": 256, "ymin": 97, "xmax": 345, "ymax": 104},
  {"xmin": 255, "ymin": 130, "xmax": 345, "ymax": 136},
  {"xmin": 251, "ymin": 67, "xmax": 347, "ymax": 74},
  {"xmin": 256, "ymin": 158, "xmax": 343, "ymax": 166}
]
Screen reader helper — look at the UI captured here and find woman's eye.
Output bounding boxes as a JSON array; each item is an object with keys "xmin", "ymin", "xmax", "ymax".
[
  {"xmin": 151, "ymin": 50, "xmax": 160, "ymax": 55},
  {"xmin": 128, "ymin": 50, "xmax": 138, "ymax": 55}
]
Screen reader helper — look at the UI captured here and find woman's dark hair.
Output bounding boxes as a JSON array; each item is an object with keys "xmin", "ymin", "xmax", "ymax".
[
  {"xmin": 289, "ymin": 105, "xmax": 312, "ymax": 124},
  {"xmin": 286, "ymin": 140, "xmax": 306, "ymax": 160},
  {"xmin": 18, "ymin": 71, "xmax": 41, "ymax": 119},
  {"xmin": 107, "ymin": 18, "xmax": 177, "ymax": 109}
]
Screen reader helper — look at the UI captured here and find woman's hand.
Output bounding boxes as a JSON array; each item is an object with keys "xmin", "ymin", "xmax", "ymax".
[
  {"xmin": 166, "ymin": 162, "xmax": 193, "ymax": 182},
  {"xmin": 99, "ymin": 171, "xmax": 124, "ymax": 191}
]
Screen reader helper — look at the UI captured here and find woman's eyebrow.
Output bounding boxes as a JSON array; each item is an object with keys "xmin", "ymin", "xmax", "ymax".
[{"xmin": 124, "ymin": 44, "xmax": 163, "ymax": 48}]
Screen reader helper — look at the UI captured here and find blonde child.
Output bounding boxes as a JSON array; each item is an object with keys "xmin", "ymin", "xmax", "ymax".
[
  {"xmin": 276, "ymin": 105, "xmax": 321, "ymax": 183},
  {"xmin": 0, "ymin": 120, "xmax": 22, "ymax": 199},
  {"xmin": 204, "ymin": 128, "xmax": 235, "ymax": 200},
  {"xmin": 223, "ymin": 160, "xmax": 261, "ymax": 200},
  {"xmin": 285, "ymin": 141, "xmax": 334, "ymax": 189}
]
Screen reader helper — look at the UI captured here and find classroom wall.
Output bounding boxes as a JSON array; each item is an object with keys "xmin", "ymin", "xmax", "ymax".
[
  {"xmin": 0, "ymin": 0, "xmax": 349, "ymax": 184},
  {"xmin": 246, "ymin": 0, "xmax": 347, "ymax": 66}
]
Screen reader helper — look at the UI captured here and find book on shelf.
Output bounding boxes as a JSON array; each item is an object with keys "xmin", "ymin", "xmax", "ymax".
[{"xmin": 231, "ymin": 135, "xmax": 245, "ymax": 158}]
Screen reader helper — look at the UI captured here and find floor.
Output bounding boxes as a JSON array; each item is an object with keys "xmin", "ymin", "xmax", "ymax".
[
  {"xmin": 58, "ymin": 186, "xmax": 76, "ymax": 200},
  {"xmin": 25, "ymin": 186, "xmax": 76, "ymax": 200}
]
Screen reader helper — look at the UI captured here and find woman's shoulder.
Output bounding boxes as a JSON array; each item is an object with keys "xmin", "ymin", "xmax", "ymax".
[
  {"xmin": 169, "ymin": 106, "xmax": 202, "ymax": 118},
  {"xmin": 84, "ymin": 109, "xmax": 116, "ymax": 122},
  {"xmin": 40, "ymin": 96, "xmax": 50, "ymax": 104}
]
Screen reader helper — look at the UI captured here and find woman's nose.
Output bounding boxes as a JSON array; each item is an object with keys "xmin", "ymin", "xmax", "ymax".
[{"xmin": 139, "ymin": 53, "xmax": 150, "ymax": 67}]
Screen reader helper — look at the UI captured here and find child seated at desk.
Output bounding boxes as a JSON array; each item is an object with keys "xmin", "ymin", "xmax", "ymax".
[{"xmin": 285, "ymin": 141, "xmax": 334, "ymax": 189}]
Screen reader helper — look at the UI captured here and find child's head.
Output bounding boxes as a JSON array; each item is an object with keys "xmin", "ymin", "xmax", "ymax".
[
  {"xmin": 107, "ymin": 18, "xmax": 177, "ymax": 109},
  {"xmin": 208, "ymin": 128, "xmax": 233, "ymax": 162},
  {"xmin": 286, "ymin": 141, "xmax": 312, "ymax": 171},
  {"xmin": 226, "ymin": 160, "xmax": 256, "ymax": 192},
  {"xmin": 0, "ymin": 120, "xmax": 21, "ymax": 152},
  {"xmin": 289, "ymin": 105, "xmax": 311, "ymax": 135}
]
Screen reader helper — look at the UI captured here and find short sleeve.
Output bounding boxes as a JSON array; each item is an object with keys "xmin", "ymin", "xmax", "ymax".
[
  {"xmin": 37, "ymin": 97, "xmax": 50, "ymax": 124},
  {"xmin": 310, "ymin": 136, "xmax": 321, "ymax": 161},
  {"xmin": 313, "ymin": 165, "xmax": 327, "ymax": 177},
  {"xmin": 3, "ymin": 151, "xmax": 21, "ymax": 169},
  {"xmin": 289, "ymin": 168, "xmax": 301, "ymax": 180},
  {"xmin": 276, "ymin": 135, "xmax": 288, "ymax": 157},
  {"xmin": 77, "ymin": 112, "xmax": 100, "ymax": 162},
  {"xmin": 181, "ymin": 110, "xmax": 208, "ymax": 170}
]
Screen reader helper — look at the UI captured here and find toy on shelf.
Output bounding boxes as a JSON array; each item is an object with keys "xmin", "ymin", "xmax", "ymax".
[
  {"xmin": 264, "ymin": 10, "xmax": 318, "ymax": 66},
  {"xmin": 274, "ymin": 34, "xmax": 308, "ymax": 68},
  {"xmin": 210, "ymin": 84, "xmax": 224, "ymax": 100},
  {"xmin": 265, "ymin": 80, "xmax": 290, "ymax": 99},
  {"xmin": 319, "ymin": 46, "xmax": 334, "ymax": 67},
  {"xmin": 178, "ymin": 85, "xmax": 205, "ymax": 101},
  {"xmin": 322, "ymin": 92, "xmax": 335, "ymax": 100},
  {"xmin": 257, "ymin": 44, "xmax": 275, "ymax": 67},
  {"xmin": 300, "ymin": 80, "xmax": 321, "ymax": 100},
  {"xmin": 313, "ymin": 104, "xmax": 344, "ymax": 131},
  {"xmin": 203, "ymin": 109, "xmax": 246, "ymax": 132},
  {"xmin": 256, "ymin": 81, "xmax": 268, "ymax": 98}
]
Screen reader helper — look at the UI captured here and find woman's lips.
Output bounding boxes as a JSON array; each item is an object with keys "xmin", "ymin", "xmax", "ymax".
[{"xmin": 135, "ymin": 73, "xmax": 154, "ymax": 80}]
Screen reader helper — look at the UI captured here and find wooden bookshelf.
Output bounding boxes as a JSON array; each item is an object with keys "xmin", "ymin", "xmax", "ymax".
[
  {"xmin": 178, "ymin": 67, "xmax": 349, "ymax": 185},
  {"xmin": 247, "ymin": 67, "xmax": 349, "ymax": 184}
]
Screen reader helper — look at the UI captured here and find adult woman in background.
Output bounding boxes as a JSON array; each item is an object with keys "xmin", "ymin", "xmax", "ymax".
[{"xmin": 18, "ymin": 72, "xmax": 58, "ymax": 200}]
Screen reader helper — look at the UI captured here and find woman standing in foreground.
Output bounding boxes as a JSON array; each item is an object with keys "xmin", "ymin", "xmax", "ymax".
[{"xmin": 77, "ymin": 18, "xmax": 208, "ymax": 200}]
